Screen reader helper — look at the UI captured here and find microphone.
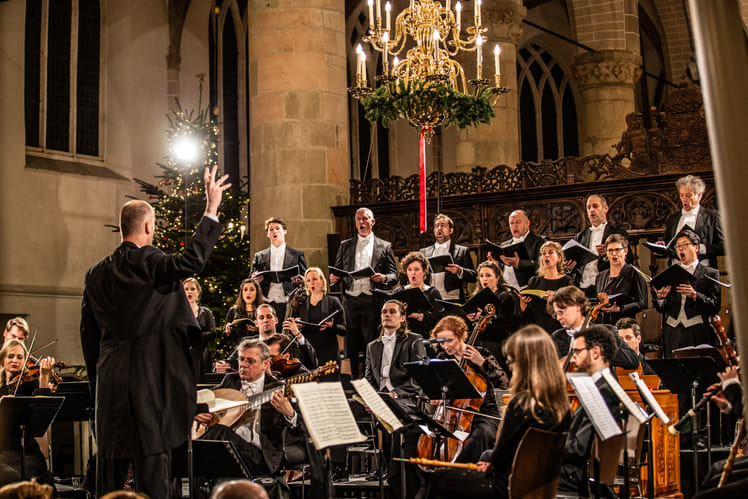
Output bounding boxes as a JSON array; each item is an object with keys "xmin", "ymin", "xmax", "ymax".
[{"xmin": 422, "ymin": 338, "xmax": 448, "ymax": 345}]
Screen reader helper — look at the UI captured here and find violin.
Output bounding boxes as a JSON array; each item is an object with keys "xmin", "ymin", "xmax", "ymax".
[
  {"xmin": 417, "ymin": 304, "xmax": 497, "ymax": 466},
  {"xmin": 7, "ymin": 356, "xmax": 65, "ymax": 390},
  {"xmin": 270, "ymin": 355, "xmax": 303, "ymax": 377}
]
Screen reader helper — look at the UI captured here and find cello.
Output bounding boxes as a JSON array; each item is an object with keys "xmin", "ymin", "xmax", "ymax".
[{"xmin": 416, "ymin": 304, "xmax": 497, "ymax": 464}]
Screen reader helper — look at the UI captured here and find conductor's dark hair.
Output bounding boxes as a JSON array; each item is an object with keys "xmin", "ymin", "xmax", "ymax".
[{"xmin": 576, "ymin": 325, "xmax": 618, "ymax": 364}]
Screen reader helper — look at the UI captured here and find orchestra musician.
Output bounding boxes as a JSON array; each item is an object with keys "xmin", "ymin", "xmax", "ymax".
[
  {"xmin": 251, "ymin": 217, "xmax": 307, "ymax": 328},
  {"xmin": 429, "ymin": 315, "xmax": 508, "ymax": 463},
  {"xmin": 652, "ymin": 229, "xmax": 721, "ymax": 357},
  {"xmin": 661, "ymin": 175, "xmax": 724, "ymax": 269},
  {"xmin": 468, "ymin": 261, "xmax": 521, "ymax": 359},
  {"xmin": 489, "ymin": 209, "xmax": 546, "ymax": 290},
  {"xmin": 286, "ymin": 267, "xmax": 346, "ymax": 365},
  {"xmin": 80, "ymin": 166, "xmax": 230, "ymax": 498},
  {"xmin": 0, "ymin": 339, "xmax": 56, "ymax": 487},
  {"xmin": 419, "ymin": 213, "xmax": 477, "ymax": 302},
  {"xmin": 425, "ymin": 325, "xmax": 572, "ymax": 499},
  {"xmin": 364, "ymin": 299, "xmax": 427, "ymax": 498},
  {"xmin": 195, "ymin": 338, "xmax": 302, "ymax": 498},
  {"xmin": 224, "ymin": 278, "xmax": 264, "ymax": 344},
  {"xmin": 520, "ymin": 241, "xmax": 574, "ymax": 333},
  {"xmin": 392, "ymin": 252, "xmax": 443, "ymax": 337},
  {"xmin": 330, "ymin": 207, "xmax": 398, "ymax": 377},
  {"xmin": 183, "ymin": 278, "xmax": 217, "ymax": 382},
  {"xmin": 593, "ymin": 234, "xmax": 648, "ymax": 325},
  {"xmin": 3, "ymin": 317, "xmax": 29, "ymax": 346},
  {"xmin": 548, "ymin": 286, "xmax": 639, "ymax": 369},
  {"xmin": 615, "ymin": 317, "xmax": 656, "ymax": 375},
  {"xmin": 566, "ymin": 194, "xmax": 632, "ymax": 297},
  {"xmin": 558, "ymin": 325, "xmax": 624, "ymax": 495}
]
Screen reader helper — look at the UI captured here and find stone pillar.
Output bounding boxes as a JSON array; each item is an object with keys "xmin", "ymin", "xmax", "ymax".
[
  {"xmin": 248, "ymin": 0, "xmax": 349, "ymax": 267},
  {"xmin": 573, "ymin": 50, "xmax": 641, "ymax": 156},
  {"xmin": 455, "ymin": 0, "xmax": 526, "ymax": 172}
]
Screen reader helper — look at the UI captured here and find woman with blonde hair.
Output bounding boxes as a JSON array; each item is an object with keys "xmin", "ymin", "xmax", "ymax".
[
  {"xmin": 426, "ymin": 324, "xmax": 571, "ymax": 498},
  {"xmin": 285, "ymin": 267, "xmax": 346, "ymax": 365},
  {"xmin": 520, "ymin": 240, "xmax": 574, "ymax": 333},
  {"xmin": 183, "ymin": 277, "xmax": 217, "ymax": 381}
]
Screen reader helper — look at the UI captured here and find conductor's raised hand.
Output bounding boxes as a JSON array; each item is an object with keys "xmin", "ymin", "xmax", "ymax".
[{"xmin": 204, "ymin": 165, "xmax": 231, "ymax": 216}]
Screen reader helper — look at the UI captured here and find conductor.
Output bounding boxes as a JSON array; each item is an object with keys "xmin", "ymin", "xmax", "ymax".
[{"xmin": 80, "ymin": 166, "xmax": 230, "ymax": 497}]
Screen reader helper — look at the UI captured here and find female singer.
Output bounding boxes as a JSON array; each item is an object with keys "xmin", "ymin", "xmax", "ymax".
[
  {"xmin": 520, "ymin": 241, "xmax": 574, "ymax": 333},
  {"xmin": 426, "ymin": 325, "xmax": 572, "ymax": 499},
  {"xmin": 430, "ymin": 315, "xmax": 508, "ymax": 463},
  {"xmin": 284, "ymin": 267, "xmax": 346, "ymax": 365},
  {"xmin": 183, "ymin": 278, "xmax": 217, "ymax": 381},
  {"xmin": 224, "ymin": 278, "xmax": 264, "ymax": 345},
  {"xmin": 393, "ymin": 252, "xmax": 443, "ymax": 336},
  {"xmin": 594, "ymin": 234, "xmax": 647, "ymax": 325},
  {"xmin": 469, "ymin": 261, "xmax": 521, "ymax": 358},
  {"xmin": 0, "ymin": 339, "xmax": 56, "ymax": 486}
]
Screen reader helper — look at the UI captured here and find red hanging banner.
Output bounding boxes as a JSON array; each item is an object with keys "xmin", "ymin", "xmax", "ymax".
[{"xmin": 419, "ymin": 128, "xmax": 428, "ymax": 233}]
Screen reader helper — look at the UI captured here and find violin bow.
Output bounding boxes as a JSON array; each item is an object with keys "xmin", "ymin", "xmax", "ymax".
[{"xmin": 13, "ymin": 328, "xmax": 38, "ymax": 397}]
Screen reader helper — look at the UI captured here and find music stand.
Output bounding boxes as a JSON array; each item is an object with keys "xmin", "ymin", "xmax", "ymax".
[
  {"xmin": 174, "ymin": 439, "xmax": 252, "ymax": 479},
  {"xmin": 648, "ymin": 356, "xmax": 724, "ymax": 492},
  {"xmin": 0, "ymin": 396, "xmax": 65, "ymax": 479}
]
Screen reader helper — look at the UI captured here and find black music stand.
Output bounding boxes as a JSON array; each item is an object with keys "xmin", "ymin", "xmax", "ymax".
[
  {"xmin": 0, "ymin": 396, "xmax": 65, "ymax": 479},
  {"xmin": 174, "ymin": 439, "xmax": 252, "ymax": 480},
  {"xmin": 648, "ymin": 356, "xmax": 724, "ymax": 492}
]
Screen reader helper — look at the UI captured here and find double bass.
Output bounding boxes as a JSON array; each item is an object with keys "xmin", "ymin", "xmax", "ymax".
[{"xmin": 416, "ymin": 305, "xmax": 497, "ymax": 464}]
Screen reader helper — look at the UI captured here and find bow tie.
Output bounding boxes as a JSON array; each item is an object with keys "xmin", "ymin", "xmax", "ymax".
[
  {"xmin": 589, "ymin": 223, "xmax": 605, "ymax": 233},
  {"xmin": 434, "ymin": 241, "xmax": 450, "ymax": 251},
  {"xmin": 381, "ymin": 334, "xmax": 397, "ymax": 345},
  {"xmin": 680, "ymin": 262, "xmax": 697, "ymax": 273},
  {"xmin": 682, "ymin": 208, "xmax": 697, "ymax": 217}
]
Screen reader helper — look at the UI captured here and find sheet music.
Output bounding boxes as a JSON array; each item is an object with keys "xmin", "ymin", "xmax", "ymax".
[
  {"xmin": 351, "ymin": 379, "xmax": 404, "ymax": 434},
  {"xmin": 600, "ymin": 369, "xmax": 649, "ymax": 424},
  {"xmin": 629, "ymin": 372, "xmax": 671, "ymax": 424},
  {"xmin": 567, "ymin": 373, "xmax": 622, "ymax": 440},
  {"xmin": 292, "ymin": 381, "xmax": 366, "ymax": 450}
]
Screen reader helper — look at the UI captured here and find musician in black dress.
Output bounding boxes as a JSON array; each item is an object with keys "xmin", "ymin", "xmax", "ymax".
[
  {"xmin": 286, "ymin": 267, "xmax": 346, "ymax": 365},
  {"xmin": 0, "ymin": 339, "xmax": 56, "ymax": 486},
  {"xmin": 520, "ymin": 241, "xmax": 574, "ymax": 333},
  {"xmin": 392, "ymin": 252, "xmax": 443, "ymax": 337},
  {"xmin": 224, "ymin": 278, "xmax": 264, "ymax": 345},
  {"xmin": 468, "ymin": 261, "xmax": 521, "ymax": 359},
  {"xmin": 426, "ymin": 325, "xmax": 572, "ymax": 498},
  {"xmin": 183, "ymin": 278, "xmax": 217, "ymax": 381},
  {"xmin": 429, "ymin": 315, "xmax": 508, "ymax": 463},
  {"xmin": 594, "ymin": 234, "xmax": 647, "ymax": 325}
]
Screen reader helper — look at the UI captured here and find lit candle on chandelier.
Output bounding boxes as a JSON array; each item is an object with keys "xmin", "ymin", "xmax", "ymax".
[
  {"xmin": 494, "ymin": 44, "xmax": 501, "ymax": 78},
  {"xmin": 367, "ymin": 0, "xmax": 374, "ymax": 29},
  {"xmin": 385, "ymin": 2, "xmax": 391, "ymax": 35},
  {"xmin": 383, "ymin": 31, "xmax": 390, "ymax": 72},
  {"xmin": 455, "ymin": 2, "xmax": 462, "ymax": 31},
  {"xmin": 432, "ymin": 29, "xmax": 440, "ymax": 67},
  {"xmin": 356, "ymin": 44, "xmax": 363, "ymax": 84},
  {"xmin": 376, "ymin": 0, "xmax": 382, "ymax": 27},
  {"xmin": 476, "ymin": 34, "xmax": 483, "ymax": 79},
  {"xmin": 361, "ymin": 51, "xmax": 368, "ymax": 86},
  {"xmin": 475, "ymin": 0, "xmax": 482, "ymax": 27}
]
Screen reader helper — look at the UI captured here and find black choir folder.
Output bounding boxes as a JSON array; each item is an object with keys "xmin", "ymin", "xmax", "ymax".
[
  {"xmin": 373, "ymin": 287, "xmax": 432, "ymax": 311},
  {"xmin": 252, "ymin": 265, "xmax": 300, "ymax": 283},
  {"xmin": 328, "ymin": 265, "xmax": 376, "ymax": 279},
  {"xmin": 435, "ymin": 287, "xmax": 502, "ymax": 319},
  {"xmin": 296, "ymin": 309, "xmax": 340, "ymax": 329},
  {"xmin": 643, "ymin": 224, "xmax": 695, "ymax": 257},
  {"xmin": 427, "ymin": 254, "xmax": 455, "ymax": 274},
  {"xmin": 561, "ymin": 239, "xmax": 599, "ymax": 268},
  {"xmin": 485, "ymin": 239, "xmax": 530, "ymax": 260},
  {"xmin": 648, "ymin": 264, "xmax": 697, "ymax": 289}
]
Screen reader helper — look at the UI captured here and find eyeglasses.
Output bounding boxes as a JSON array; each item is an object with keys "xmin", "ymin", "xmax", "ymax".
[
  {"xmin": 570, "ymin": 347, "xmax": 589, "ymax": 357},
  {"xmin": 606, "ymin": 248, "xmax": 625, "ymax": 253},
  {"xmin": 238, "ymin": 357, "xmax": 263, "ymax": 365},
  {"xmin": 674, "ymin": 243, "xmax": 696, "ymax": 250}
]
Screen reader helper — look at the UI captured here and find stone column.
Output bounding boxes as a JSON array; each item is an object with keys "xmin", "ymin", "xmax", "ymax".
[
  {"xmin": 248, "ymin": 0, "xmax": 349, "ymax": 267},
  {"xmin": 573, "ymin": 50, "xmax": 642, "ymax": 155},
  {"xmin": 455, "ymin": 0, "xmax": 526, "ymax": 172}
]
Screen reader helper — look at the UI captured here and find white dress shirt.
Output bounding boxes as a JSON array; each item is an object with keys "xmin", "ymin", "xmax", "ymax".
[
  {"xmin": 431, "ymin": 241, "xmax": 460, "ymax": 301},
  {"xmin": 502, "ymin": 232, "xmax": 528, "ymax": 290},
  {"xmin": 266, "ymin": 243, "xmax": 286, "ymax": 304},
  {"xmin": 348, "ymin": 233, "xmax": 374, "ymax": 297},
  {"xmin": 380, "ymin": 333, "xmax": 397, "ymax": 392},
  {"xmin": 579, "ymin": 222, "xmax": 607, "ymax": 289}
]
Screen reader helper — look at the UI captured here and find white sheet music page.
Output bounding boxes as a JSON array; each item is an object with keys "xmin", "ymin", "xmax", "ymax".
[
  {"xmin": 599, "ymin": 369, "xmax": 649, "ymax": 424},
  {"xmin": 351, "ymin": 379, "xmax": 404, "ymax": 433},
  {"xmin": 567, "ymin": 373, "xmax": 622, "ymax": 440},
  {"xmin": 629, "ymin": 372, "xmax": 671, "ymax": 424},
  {"xmin": 291, "ymin": 381, "xmax": 366, "ymax": 450}
]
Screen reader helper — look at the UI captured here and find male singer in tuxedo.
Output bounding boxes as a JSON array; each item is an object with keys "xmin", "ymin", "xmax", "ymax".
[
  {"xmin": 566, "ymin": 194, "xmax": 631, "ymax": 297},
  {"xmin": 661, "ymin": 175, "xmax": 724, "ymax": 269},
  {"xmin": 419, "ymin": 213, "xmax": 477, "ymax": 302},
  {"xmin": 652, "ymin": 229, "xmax": 721, "ymax": 357},
  {"xmin": 489, "ymin": 209, "xmax": 545, "ymax": 290},
  {"xmin": 330, "ymin": 207, "xmax": 398, "ymax": 376},
  {"xmin": 364, "ymin": 299, "xmax": 427, "ymax": 498},
  {"xmin": 80, "ymin": 166, "xmax": 230, "ymax": 498},
  {"xmin": 251, "ymin": 217, "xmax": 307, "ymax": 325}
]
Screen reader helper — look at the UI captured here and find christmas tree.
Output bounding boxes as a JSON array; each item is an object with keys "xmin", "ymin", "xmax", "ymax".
[{"xmin": 132, "ymin": 93, "xmax": 249, "ymax": 361}]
